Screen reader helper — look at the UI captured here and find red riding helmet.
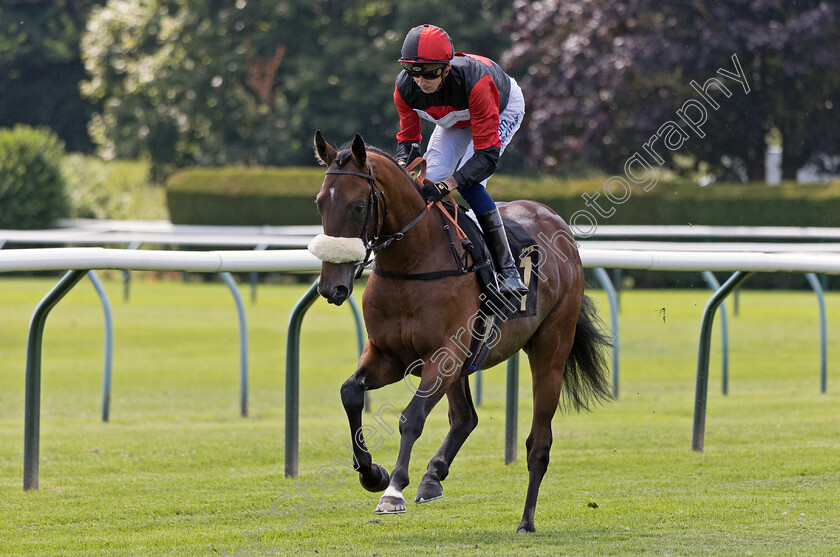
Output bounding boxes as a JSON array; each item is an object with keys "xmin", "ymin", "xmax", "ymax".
[{"xmin": 398, "ymin": 24, "xmax": 454, "ymax": 65}]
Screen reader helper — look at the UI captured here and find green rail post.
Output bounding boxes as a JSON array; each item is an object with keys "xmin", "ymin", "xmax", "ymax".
[
  {"xmin": 593, "ymin": 268, "xmax": 620, "ymax": 399},
  {"xmin": 505, "ymin": 352, "xmax": 519, "ymax": 465},
  {"xmin": 701, "ymin": 271, "xmax": 731, "ymax": 395},
  {"xmin": 285, "ymin": 280, "xmax": 320, "ymax": 478},
  {"xmin": 119, "ymin": 241, "xmax": 143, "ymax": 302},
  {"xmin": 87, "ymin": 271, "xmax": 115, "ymax": 422},
  {"xmin": 250, "ymin": 244, "xmax": 268, "ymax": 304},
  {"xmin": 220, "ymin": 272, "xmax": 249, "ymax": 417},
  {"xmin": 611, "ymin": 268, "xmax": 622, "ymax": 311},
  {"xmin": 692, "ymin": 271, "xmax": 751, "ymax": 453},
  {"xmin": 24, "ymin": 269, "xmax": 88, "ymax": 491},
  {"xmin": 804, "ymin": 273, "xmax": 828, "ymax": 393}
]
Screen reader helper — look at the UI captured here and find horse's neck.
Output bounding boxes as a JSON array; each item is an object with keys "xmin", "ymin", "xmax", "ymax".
[{"xmin": 375, "ymin": 164, "xmax": 452, "ymax": 273}]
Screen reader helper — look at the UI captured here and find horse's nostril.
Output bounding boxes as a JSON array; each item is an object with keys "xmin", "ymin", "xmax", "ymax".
[{"xmin": 331, "ymin": 285, "xmax": 350, "ymax": 304}]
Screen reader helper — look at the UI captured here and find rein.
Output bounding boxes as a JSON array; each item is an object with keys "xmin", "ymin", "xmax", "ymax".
[{"xmin": 325, "ymin": 157, "xmax": 481, "ymax": 281}]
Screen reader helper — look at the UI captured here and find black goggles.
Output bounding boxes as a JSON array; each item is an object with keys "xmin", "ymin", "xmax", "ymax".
[{"xmin": 400, "ymin": 62, "xmax": 446, "ymax": 79}]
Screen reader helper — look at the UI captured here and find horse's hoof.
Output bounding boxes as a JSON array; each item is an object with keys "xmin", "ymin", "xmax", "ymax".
[
  {"xmin": 414, "ymin": 479, "xmax": 443, "ymax": 503},
  {"xmin": 516, "ymin": 521, "xmax": 536, "ymax": 534},
  {"xmin": 359, "ymin": 463, "xmax": 390, "ymax": 493},
  {"xmin": 374, "ymin": 490, "xmax": 406, "ymax": 514}
]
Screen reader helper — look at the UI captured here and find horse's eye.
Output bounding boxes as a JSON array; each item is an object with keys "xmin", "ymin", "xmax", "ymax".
[{"xmin": 351, "ymin": 203, "xmax": 365, "ymax": 216}]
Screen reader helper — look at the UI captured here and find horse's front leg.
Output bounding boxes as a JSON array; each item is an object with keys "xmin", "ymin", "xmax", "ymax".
[
  {"xmin": 415, "ymin": 375, "xmax": 478, "ymax": 503},
  {"xmin": 341, "ymin": 341, "xmax": 403, "ymax": 492},
  {"xmin": 374, "ymin": 364, "xmax": 451, "ymax": 514}
]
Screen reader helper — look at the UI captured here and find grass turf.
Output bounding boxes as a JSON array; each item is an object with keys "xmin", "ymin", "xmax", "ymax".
[{"xmin": 0, "ymin": 277, "xmax": 838, "ymax": 555}]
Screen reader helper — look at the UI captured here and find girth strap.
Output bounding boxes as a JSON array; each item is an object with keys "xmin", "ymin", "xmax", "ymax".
[{"xmin": 373, "ymin": 266, "xmax": 469, "ymax": 281}]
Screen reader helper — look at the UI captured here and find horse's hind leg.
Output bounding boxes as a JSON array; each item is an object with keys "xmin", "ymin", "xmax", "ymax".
[
  {"xmin": 517, "ymin": 309, "xmax": 578, "ymax": 533},
  {"xmin": 415, "ymin": 375, "xmax": 479, "ymax": 503}
]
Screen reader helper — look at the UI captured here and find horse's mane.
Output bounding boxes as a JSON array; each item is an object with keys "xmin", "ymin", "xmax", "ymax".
[
  {"xmin": 366, "ymin": 145, "xmax": 399, "ymax": 164},
  {"xmin": 335, "ymin": 143, "xmax": 414, "ymax": 181}
]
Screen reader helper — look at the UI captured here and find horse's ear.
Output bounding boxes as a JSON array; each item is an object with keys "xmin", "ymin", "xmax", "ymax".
[
  {"xmin": 351, "ymin": 133, "xmax": 367, "ymax": 167},
  {"xmin": 314, "ymin": 130, "xmax": 337, "ymax": 166}
]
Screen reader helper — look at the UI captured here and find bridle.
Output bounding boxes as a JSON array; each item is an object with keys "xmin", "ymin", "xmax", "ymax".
[{"xmin": 325, "ymin": 162, "xmax": 432, "ymax": 279}]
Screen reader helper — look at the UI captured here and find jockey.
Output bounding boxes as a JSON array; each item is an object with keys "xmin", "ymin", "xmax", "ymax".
[{"xmin": 393, "ymin": 24, "xmax": 529, "ymax": 297}]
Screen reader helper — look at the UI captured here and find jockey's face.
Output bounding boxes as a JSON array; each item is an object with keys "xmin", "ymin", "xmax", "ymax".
[
  {"xmin": 414, "ymin": 74, "xmax": 442, "ymax": 93},
  {"xmin": 412, "ymin": 65, "xmax": 449, "ymax": 94}
]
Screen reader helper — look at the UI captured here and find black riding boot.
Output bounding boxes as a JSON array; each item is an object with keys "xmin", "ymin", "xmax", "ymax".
[{"xmin": 477, "ymin": 208, "xmax": 529, "ymax": 297}]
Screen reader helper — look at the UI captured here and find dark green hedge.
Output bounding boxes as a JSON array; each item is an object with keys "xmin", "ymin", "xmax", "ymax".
[
  {"xmin": 0, "ymin": 125, "xmax": 68, "ymax": 229},
  {"xmin": 166, "ymin": 167, "xmax": 325, "ymax": 226},
  {"xmin": 167, "ymin": 166, "xmax": 840, "ymax": 228}
]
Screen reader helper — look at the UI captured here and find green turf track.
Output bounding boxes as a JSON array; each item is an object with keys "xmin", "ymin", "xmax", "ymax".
[{"xmin": 1, "ymin": 277, "xmax": 838, "ymax": 556}]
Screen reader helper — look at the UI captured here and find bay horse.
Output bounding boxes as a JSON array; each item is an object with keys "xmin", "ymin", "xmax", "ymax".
[{"xmin": 309, "ymin": 131, "xmax": 611, "ymax": 533}]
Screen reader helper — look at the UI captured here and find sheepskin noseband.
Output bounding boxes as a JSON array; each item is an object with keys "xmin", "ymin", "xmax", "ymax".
[{"xmin": 308, "ymin": 234, "xmax": 367, "ymax": 264}]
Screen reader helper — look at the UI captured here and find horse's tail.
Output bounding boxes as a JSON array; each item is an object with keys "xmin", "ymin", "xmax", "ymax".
[{"xmin": 561, "ymin": 294, "xmax": 613, "ymax": 412}]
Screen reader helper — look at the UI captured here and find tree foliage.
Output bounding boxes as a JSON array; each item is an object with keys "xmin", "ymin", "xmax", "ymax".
[
  {"xmin": 0, "ymin": 0, "xmax": 105, "ymax": 152},
  {"xmin": 7, "ymin": 0, "xmax": 834, "ymax": 182},
  {"xmin": 81, "ymin": 0, "xmax": 513, "ymax": 179},
  {"xmin": 502, "ymin": 0, "xmax": 840, "ymax": 180}
]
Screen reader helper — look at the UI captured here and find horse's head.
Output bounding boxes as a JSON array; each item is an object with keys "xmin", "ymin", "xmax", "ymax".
[{"xmin": 310, "ymin": 130, "xmax": 378, "ymax": 305}]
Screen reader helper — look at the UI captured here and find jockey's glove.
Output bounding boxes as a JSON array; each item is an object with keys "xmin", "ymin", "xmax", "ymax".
[
  {"xmin": 396, "ymin": 141, "xmax": 420, "ymax": 167},
  {"xmin": 421, "ymin": 181, "xmax": 450, "ymax": 203}
]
